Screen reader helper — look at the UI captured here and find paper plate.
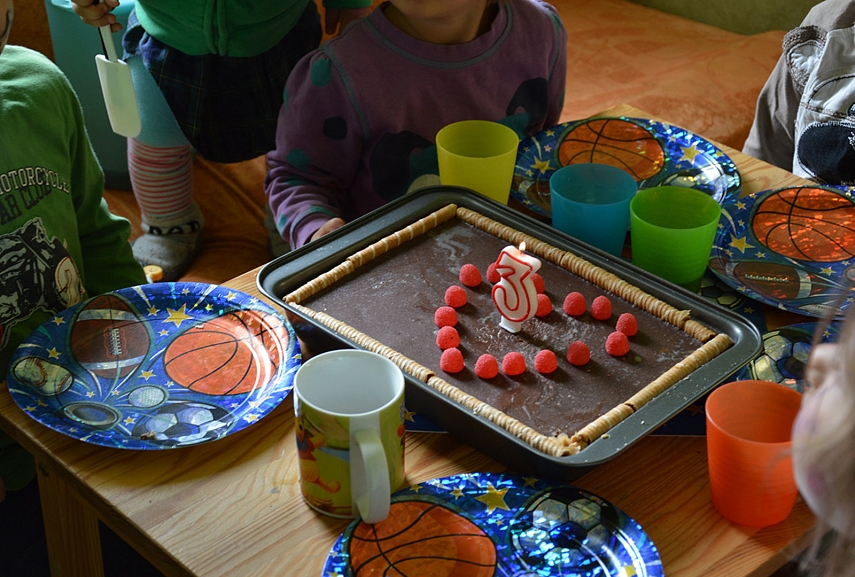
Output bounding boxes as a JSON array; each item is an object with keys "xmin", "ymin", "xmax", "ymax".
[
  {"xmin": 512, "ymin": 116, "xmax": 741, "ymax": 217},
  {"xmin": 6, "ymin": 282, "xmax": 301, "ymax": 449},
  {"xmin": 323, "ymin": 472, "xmax": 662, "ymax": 577},
  {"xmin": 708, "ymin": 186, "xmax": 855, "ymax": 319},
  {"xmin": 734, "ymin": 322, "xmax": 841, "ymax": 392}
]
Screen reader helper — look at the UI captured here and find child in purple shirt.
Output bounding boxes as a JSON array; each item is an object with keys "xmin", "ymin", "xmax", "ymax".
[{"xmin": 266, "ymin": 0, "xmax": 567, "ymax": 250}]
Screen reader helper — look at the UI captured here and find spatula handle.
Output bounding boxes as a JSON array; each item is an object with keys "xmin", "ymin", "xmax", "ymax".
[{"xmin": 99, "ymin": 26, "xmax": 119, "ymax": 62}]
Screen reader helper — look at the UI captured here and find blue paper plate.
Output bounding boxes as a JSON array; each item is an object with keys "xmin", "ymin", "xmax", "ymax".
[
  {"xmin": 323, "ymin": 471, "xmax": 662, "ymax": 577},
  {"xmin": 734, "ymin": 322, "xmax": 842, "ymax": 392},
  {"xmin": 513, "ymin": 116, "xmax": 741, "ymax": 217},
  {"xmin": 708, "ymin": 186, "xmax": 855, "ymax": 319},
  {"xmin": 6, "ymin": 282, "xmax": 301, "ymax": 449}
]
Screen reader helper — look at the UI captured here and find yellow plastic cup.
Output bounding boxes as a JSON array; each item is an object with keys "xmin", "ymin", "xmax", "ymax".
[
  {"xmin": 706, "ymin": 380, "xmax": 802, "ymax": 527},
  {"xmin": 436, "ymin": 120, "xmax": 519, "ymax": 204}
]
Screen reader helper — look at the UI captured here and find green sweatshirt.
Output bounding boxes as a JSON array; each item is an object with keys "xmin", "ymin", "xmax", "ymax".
[
  {"xmin": 0, "ymin": 46, "xmax": 146, "ymax": 373},
  {"xmin": 135, "ymin": 0, "xmax": 373, "ymax": 57}
]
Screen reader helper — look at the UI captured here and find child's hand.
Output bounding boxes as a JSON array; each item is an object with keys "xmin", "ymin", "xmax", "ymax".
[
  {"xmin": 72, "ymin": 0, "xmax": 124, "ymax": 33},
  {"xmin": 324, "ymin": 7, "xmax": 374, "ymax": 36},
  {"xmin": 311, "ymin": 218, "xmax": 346, "ymax": 242}
]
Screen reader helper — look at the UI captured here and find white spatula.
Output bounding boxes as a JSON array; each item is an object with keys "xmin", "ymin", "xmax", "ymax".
[{"xmin": 95, "ymin": 25, "xmax": 141, "ymax": 138}]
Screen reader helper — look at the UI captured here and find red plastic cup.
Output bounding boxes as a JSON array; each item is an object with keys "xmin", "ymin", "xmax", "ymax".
[{"xmin": 706, "ymin": 380, "xmax": 802, "ymax": 527}]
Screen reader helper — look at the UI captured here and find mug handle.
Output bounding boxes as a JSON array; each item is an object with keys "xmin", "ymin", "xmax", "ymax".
[{"xmin": 351, "ymin": 428, "xmax": 391, "ymax": 524}]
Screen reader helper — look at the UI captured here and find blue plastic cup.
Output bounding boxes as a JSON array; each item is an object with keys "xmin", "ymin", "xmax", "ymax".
[{"xmin": 550, "ymin": 163, "xmax": 638, "ymax": 256}]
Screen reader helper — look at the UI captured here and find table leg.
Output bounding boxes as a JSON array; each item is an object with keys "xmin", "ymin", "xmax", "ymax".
[{"xmin": 37, "ymin": 460, "xmax": 105, "ymax": 577}]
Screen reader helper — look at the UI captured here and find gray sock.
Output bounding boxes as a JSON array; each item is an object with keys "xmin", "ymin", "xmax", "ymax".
[{"xmin": 133, "ymin": 203, "xmax": 204, "ymax": 281}]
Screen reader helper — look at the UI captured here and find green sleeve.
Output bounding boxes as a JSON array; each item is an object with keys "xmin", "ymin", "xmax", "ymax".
[
  {"xmin": 322, "ymin": 0, "xmax": 373, "ymax": 10},
  {"xmin": 66, "ymin": 87, "xmax": 146, "ymax": 293}
]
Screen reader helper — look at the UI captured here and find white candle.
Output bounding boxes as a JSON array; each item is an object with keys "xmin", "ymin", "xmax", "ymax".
[{"xmin": 491, "ymin": 242, "xmax": 542, "ymax": 333}]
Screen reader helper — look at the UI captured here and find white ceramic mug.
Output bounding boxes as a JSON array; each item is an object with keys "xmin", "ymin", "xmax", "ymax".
[{"xmin": 293, "ymin": 349, "xmax": 405, "ymax": 523}]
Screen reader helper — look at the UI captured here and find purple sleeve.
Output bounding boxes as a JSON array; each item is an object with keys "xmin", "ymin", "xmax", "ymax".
[
  {"xmin": 544, "ymin": 3, "xmax": 567, "ymax": 128},
  {"xmin": 265, "ymin": 51, "xmax": 364, "ymax": 249}
]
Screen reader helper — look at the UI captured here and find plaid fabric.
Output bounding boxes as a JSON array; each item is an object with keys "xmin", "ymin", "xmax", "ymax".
[{"xmin": 123, "ymin": 2, "xmax": 321, "ymax": 163}]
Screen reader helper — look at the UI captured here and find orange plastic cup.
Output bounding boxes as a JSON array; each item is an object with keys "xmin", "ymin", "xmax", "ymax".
[{"xmin": 706, "ymin": 380, "xmax": 802, "ymax": 527}]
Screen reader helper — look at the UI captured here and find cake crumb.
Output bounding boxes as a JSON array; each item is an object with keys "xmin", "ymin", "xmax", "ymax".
[{"xmin": 459, "ymin": 264, "xmax": 482, "ymax": 287}]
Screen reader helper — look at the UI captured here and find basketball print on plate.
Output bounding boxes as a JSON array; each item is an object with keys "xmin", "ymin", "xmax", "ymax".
[
  {"xmin": 6, "ymin": 282, "xmax": 301, "ymax": 449},
  {"xmin": 709, "ymin": 186, "xmax": 855, "ymax": 319},
  {"xmin": 324, "ymin": 472, "xmax": 663, "ymax": 577},
  {"xmin": 512, "ymin": 117, "xmax": 741, "ymax": 217}
]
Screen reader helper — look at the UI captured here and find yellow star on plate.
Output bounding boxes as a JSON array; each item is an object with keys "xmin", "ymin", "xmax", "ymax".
[
  {"xmin": 226, "ymin": 291, "xmax": 238, "ymax": 301},
  {"xmin": 523, "ymin": 477, "xmax": 538, "ymax": 487},
  {"xmin": 159, "ymin": 329, "xmax": 169, "ymax": 336},
  {"xmin": 475, "ymin": 483, "xmax": 510, "ymax": 513},
  {"xmin": 147, "ymin": 306, "xmax": 159, "ymax": 316},
  {"xmin": 533, "ymin": 157, "xmax": 551, "ymax": 174},
  {"xmin": 820, "ymin": 267, "xmax": 833, "ymax": 275},
  {"xmin": 452, "ymin": 487, "xmax": 465, "ymax": 499},
  {"xmin": 409, "ymin": 483, "xmax": 423, "ymax": 493},
  {"xmin": 123, "ymin": 416, "xmax": 136, "ymax": 425},
  {"xmin": 755, "ymin": 252, "xmax": 766, "ymax": 259},
  {"xmin": 47, "ymin": 347, "xmax": 61, "ymax": 359},
  {"xmin": 164, "ymin": 304, "xmax": 193, "ymax": 328},
  {"xmin": 141, "ymin": 370, "xmax": 155, "ymax": 381},
  {"xmin": 51, "ymin": 316, "xmax": 65, "ymax": 326},
  {"xmin": 681, "ymin": 142, "xmax": 701, "ymax": 164},
  {"xmin": 728, "ymin": 235, "xmax": 754, "ymax": 253},
  {"xmin": 736, "ymin": 201, "xmax": 746, "ymax": 210},
  {"xmin": 404, "ymin": 410, "xmax": 417, "ymax": 422}
]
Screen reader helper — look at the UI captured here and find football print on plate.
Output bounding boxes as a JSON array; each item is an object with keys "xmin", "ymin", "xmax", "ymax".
[
  {"xmin": 324, "ymin": 472, "xmax": 662, "ymax": 577},
  {"xmin": 709, "ymin": 186, "xmax": 855, "ymax": 319},
  {"xmin": 6, "ymin": 283, "xmax": 301, "ymax": 449}
]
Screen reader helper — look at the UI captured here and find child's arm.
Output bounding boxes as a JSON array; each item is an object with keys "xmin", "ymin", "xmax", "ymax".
[
  {"xmin": 66, "ymin": 88, "xmax": 146, "ymax": 292},
  {"xmin": 542, "ymin": 2, "xmax": 568, "ymax": 129},
  {"xmin": 266, "ymin": 50, "xmax": 364, "ymax": 250},
  {"xmin": 742, "ymin": 54, "xmax": 799, "ymax": 171}
]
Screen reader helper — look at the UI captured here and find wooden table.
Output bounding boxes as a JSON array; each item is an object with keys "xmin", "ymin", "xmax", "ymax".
[{"xmin": 0, "ymin": 104, "xmax": 817, "ymax": 577}]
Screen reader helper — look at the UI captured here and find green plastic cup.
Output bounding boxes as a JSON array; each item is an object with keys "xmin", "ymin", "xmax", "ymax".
[
  {"xmin": 436, "ymin": 120, "xmax": 519, "ymax": 204},
  {"xmin": 629, "ymin": 186, "xmax": 721, "ymax": 292}
]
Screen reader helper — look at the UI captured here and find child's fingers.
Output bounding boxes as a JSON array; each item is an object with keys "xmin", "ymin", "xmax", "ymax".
[{"xmin": 71, "ymin": 0, "xmax": 121, "ymax": 29}]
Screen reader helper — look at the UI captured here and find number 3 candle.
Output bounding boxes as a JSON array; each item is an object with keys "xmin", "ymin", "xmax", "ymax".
[{"xmin": 492, "ymin": 242, "xmax": 542, "ymax": 333}]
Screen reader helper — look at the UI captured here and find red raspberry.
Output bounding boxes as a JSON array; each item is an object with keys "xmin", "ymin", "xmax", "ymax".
[
  {"xmin": 566, "ymin": 341, "xmax": 590, "ymax": 366},
  {"xmin": 605, "ymin": 331, "xmax": 630, "ymax": 356},
  {"xmin": 535, "ymin": 293, "xmax": 552, "ymax": 318},
  {"xmin": 434, "ymin": 306, "xmax": 458, "ymax": 328},
  {"xmin": 459, "ymin": 264, "xmax": 482, "ymax": 287},
  {"xmin": 486, "ymin": 262, "xmax": 500, "ymax": 284},
  {"xmin": 531, "ymin": 272, "xmax": 545, "ymax": 294},
  {"xmin": 534, "ymin": 350, "xmax": 558, "ymax": 374},
  {"xmin": 440, "ymin": 347, "xmax": 465, "ymax": 373},
  {"xmin": 444, "ymin": 285, "xmax": 467, "ymax": 308},
  {"xmin": 474, "ymin": 354, "xmax": 499, "ymax": 379},
  {"xmin": 502, "ymin": 352, "xmax": 526, "ymax": 376},
  {"xmin": 436, "ymin": 326, "xmax": 460, "ymax": 349},
  {"xmin": 590, "ymin": 295, "xmax": 613, "ymax": 320},
  {"xmin": 616, "ymin": 312, "xmax": 638, "ymax": 337},
  {"xmin": 562, "ymin": 292, "xmax": 586, "ymax": 317}
]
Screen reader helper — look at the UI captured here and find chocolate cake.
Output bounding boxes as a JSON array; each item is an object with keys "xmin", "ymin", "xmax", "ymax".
[{"xmin": 285, "ymin": 205, "xmax": 732, "ymax": 457}]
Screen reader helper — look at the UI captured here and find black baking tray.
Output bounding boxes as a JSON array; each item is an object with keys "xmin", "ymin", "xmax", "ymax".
[{"xmin": 258, "ymin": 187, "xmax": 762, "ymax": 481}]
